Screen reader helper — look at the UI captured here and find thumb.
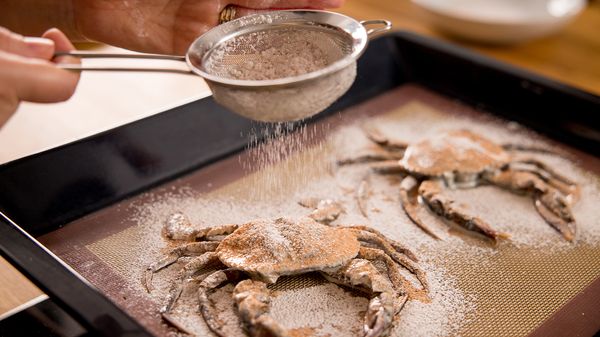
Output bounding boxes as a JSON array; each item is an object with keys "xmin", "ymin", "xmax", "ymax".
[{"xmin": 43, "ymin": 28, "xmax": 80, "ymax": 65}]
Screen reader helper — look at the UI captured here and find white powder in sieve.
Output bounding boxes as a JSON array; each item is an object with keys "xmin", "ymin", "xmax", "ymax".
[
  {"xmin": 205, "ymin": 29, "xmax": 338, "ymax": 81},
  {"xmin": 209, "ymin": 63, "xmax": 357, "ymax": 122},
  {"xmin": 203, "ymin": 27, "xmax": 356, "ymax": 122}
]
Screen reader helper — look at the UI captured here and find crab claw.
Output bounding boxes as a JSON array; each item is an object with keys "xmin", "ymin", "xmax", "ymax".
[
  {"xmin": 364, "ymin": 292, "xmax": 394, "ymax": 337},
  {"xmin": 298, "ymin": 198, "xmax": 345, "ymax": 225},
  {"xmin": 464, "ymin": 217, "xmax": 511, "ymax": 243},
  {"xmin": 164, "ymin": 212, "xmax": 195, "ymax": 240},
  {"xmin": 419, "ymin": 179, "xmax": 510, "ymax": 243},
  {"xmin": 535, "ymin": 191, "xmax": 576, "ymax": 241},
  {"xmin": 143, "ymin": 269, "xmax": 154, "ymax": 292}
]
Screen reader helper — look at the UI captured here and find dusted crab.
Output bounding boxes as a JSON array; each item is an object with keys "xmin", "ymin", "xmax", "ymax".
[
  {"xmin": 338, "ymin": 129, "xmax": 579, "ymax": 242},
  {"xmin": 143, "ymin": 208, "xmax": 427, "ymax": 337}
]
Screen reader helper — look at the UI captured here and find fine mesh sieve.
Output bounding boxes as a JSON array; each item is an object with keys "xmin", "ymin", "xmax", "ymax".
[
  {"xmin": 187, "ymin": 11, "xmax": 391, "ymax": 122},
  {"xmin": 57, "ymin": 10, "xmax": 391, "ymax": 122}
]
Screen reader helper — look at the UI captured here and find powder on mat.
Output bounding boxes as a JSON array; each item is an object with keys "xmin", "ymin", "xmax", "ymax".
[{"xmin": 117, "ymin": 101, "xmax": 600, "ymax": 337}]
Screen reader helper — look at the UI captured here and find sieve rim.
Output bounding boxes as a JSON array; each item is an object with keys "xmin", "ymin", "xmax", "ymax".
[{"xmin": 185, "ymin": 10, "xmax": 369, "ymax": 88}]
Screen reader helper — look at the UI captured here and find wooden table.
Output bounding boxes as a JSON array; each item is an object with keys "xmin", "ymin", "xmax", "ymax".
[
  {"xmin": 1, "ymin": 0, "xmax": 599, "ymax": 320},
  {"xmin": 339, "ymin": 0, "xmax": 600, "ymax": 94}
]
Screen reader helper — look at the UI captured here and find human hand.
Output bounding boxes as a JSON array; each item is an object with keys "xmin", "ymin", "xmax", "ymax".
[
  {"xmin": 73, "ymin": 0, "xmax": 345, "ymax": 55},
  {"xmin": 0, "ymin": 28, "xmax": 80, "ymax": 127}
]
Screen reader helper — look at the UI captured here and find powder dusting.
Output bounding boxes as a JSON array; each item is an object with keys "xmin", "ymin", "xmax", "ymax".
[{"xmin": 86, "ymin": 100, "xmax": 600, "ymax": 337}]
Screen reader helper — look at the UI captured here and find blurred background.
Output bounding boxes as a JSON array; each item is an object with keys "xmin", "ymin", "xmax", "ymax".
[{"xmin": 0, "ymin": 0, "xmax": 599, "ymax": 318}]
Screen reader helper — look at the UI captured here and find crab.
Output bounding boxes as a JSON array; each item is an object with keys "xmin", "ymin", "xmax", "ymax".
[
  {"xmin": 143, "ymin": 207, "xmax": 428, "ymax": 337},
  {"xmin": 337, "ymin": 129, "xmax": 579, "ymax": 242}
]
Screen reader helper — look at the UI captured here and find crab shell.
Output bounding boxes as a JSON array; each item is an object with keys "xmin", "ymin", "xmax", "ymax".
[
  {"xmin": 216, "ymin": 217, "xmax": 360, "ymax": 283},
  {"xmin": 400, "ymin": 130, "xmax": 511, "ymax": 187}
]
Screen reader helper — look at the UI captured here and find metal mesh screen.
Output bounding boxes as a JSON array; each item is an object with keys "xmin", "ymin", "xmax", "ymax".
[{"xmin": 202, "ymin": 25, "xmax": 353, "ymax": 81}]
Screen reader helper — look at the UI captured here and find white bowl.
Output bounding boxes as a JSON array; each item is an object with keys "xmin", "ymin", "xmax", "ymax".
[{"xmin": 412, "ymin": 0, "xmax": 586, "ymax": 44}]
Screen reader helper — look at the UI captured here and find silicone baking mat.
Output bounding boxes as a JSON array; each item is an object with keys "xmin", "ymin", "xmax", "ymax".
[{"xmin": 39, "ymin": 85, "xmax": 600, "ymax": 337}]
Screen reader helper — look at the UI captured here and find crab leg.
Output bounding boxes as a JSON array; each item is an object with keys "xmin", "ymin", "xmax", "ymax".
[
  {"xmin": 197, "ymin": 269, "xmax": 247, "ymax": 337},
  {"xmin": 163, "ymin": 212, "xmax": 239, "ymax": 241},
  {"xmin": 336, "ymin": 126, "xmax": 408, "ymax": 166},
  {"xmin": 501, "ymin": 143, "xmax": 559, "ymax": 155},
  {"xmin": 511, "ymin": 158, "xmax": 579, "ymax": 201},
  {"xmin": 194, "ymin": 224, "xmax": 239, "ymax": 240},
  {"xmin": 232, "ymin": 279, "xmax": 289, "ymax": 337},
  {"xmin": 357, "ymin": 161, "xmax": 409, "ymax": 219},
  {"xmin": 321, "ymin": 259, "xmax": 397, "ymax": 337},
  {"xmin": 364, "ymin": 127, "xmax": 409, "ymax": 152},
  {"xmin": 159, "ymin": 252, "xmax": 221, "ymax": 313},
  {"xmin": 337, "ymin": 149, "xmax": 403, "ymax": 166},
  {"xmin": 419, "ymin": 179, "xmax": 510, "ymax": 242},
  {"xmin": 160, "ymin": 268, "xmax": 227, "ymax": 335},
  {"xmin": 358, "ymin": 247, "xmax": 417, "ymax": 305},
  {"xmin": 143, "ymin": 242, "xmax": 219, "ymax": 292},
  {"xmin": 513, "ymin": 159, "xmax": 575, "ymax": 185},
  {"xmin": 357, "ymin": 178, "xmax": 371, "ymax": 218},
  {"xmin": 345, "ymin": 225, "xmax": 418, "ymax": 262},
  {"xmin": 162, "ymin": 268, "xmax": 217, "ymax": 315},
  {"xmin": 351, "ymin": 229, "xmax": 428, "ymax": 290},
  {"xmin": 512, "ymin": 165, "xmax": 574, "ymax": 199},
  {"xmin": 370, "ymin": 160, "xmax": 408, "ymax": 174},
  {"xmin": 486, "ymin": 169, "xmax": 576, "ymax": 241},
  {"xmin": 399, "ymin": 176, "xmax": 442, "ymax": 240}
]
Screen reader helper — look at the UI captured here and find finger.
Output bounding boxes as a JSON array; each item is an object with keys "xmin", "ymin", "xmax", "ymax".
[
  {"xmin": 172, "ymin": 0, "xmax": 345, "ymax": 54},
  {"xmin": 230, "ymin": 0, "xmax": 345, "ymax": 9},
  {"xmin": 232, "ymin": 7, "xmax": 275, "ymax": 18},
  {"xmin": 42, "ymin": 28, "xmax": 80, "ymax": 65},
  {"xmin": 0, "ymin": 51, "xmax": 80, "ymax": 103},
  {"xmin": 0, "ymin": 27, "xmax": 55, "ymax": 59},
  {"xmin": 226, "ymin": 1, "xmax": 346, "ymax": 22}
]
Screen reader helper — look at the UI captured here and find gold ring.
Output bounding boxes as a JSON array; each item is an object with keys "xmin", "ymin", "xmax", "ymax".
[{"xmin": 218, "ymin": 5, "xmax": 237, "ymax": 24}]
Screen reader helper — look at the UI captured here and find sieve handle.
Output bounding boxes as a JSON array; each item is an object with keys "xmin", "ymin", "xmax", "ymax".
[
  {"xmin": 360, "ymin": 19, "xmax": 393, "ymax": 37},
  {"xmin": 54, "ymin": 51, "xmax": 193, "ymax": 75}
]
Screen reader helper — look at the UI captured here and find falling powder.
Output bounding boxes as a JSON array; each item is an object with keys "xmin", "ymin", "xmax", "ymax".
[{"xmin": 240, "ymin": 122, "xmax": 332, "ymax": 200}]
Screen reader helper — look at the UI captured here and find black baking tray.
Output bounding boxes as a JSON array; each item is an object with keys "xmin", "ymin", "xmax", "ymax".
[{"xmin": 0, "ymin": 31, "xmax": 599, "ymax": 337}]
